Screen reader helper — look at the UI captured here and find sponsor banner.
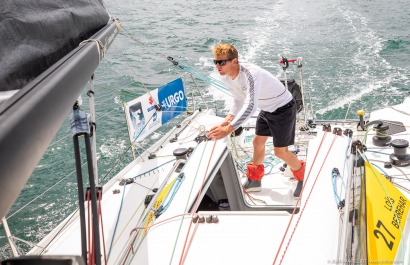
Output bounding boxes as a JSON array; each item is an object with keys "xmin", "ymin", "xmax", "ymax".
[
  {"xmin": 365, "ymin": 162, "xmax": 409, "ymax": 263},
  {"xmin": 125, "ymin": 78, "xmax": 186, "ymax": 143}
]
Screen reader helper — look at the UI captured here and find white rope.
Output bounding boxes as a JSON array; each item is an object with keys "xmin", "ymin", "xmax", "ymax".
[{"xmin": 80, "ymin": 39, "xmax": 106, "ymax": 61}]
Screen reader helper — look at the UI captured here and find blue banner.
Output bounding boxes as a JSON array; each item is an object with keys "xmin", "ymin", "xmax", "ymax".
[
  {"xmin": 158, "ymin": 78, "xmax": 187, "ymax": 124},
  {"xmin": 125, "ymin": 78, "xmax": 186, "ymax": 143}
]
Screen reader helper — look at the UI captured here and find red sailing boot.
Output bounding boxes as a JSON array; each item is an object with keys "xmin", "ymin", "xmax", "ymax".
[
  {"xmin": 244, "ymin": 163, "xmax": 264, "ymax": 192},
  {"xmin": 291, "ymin": 160, "xmax": 305, "ymax": 197}
]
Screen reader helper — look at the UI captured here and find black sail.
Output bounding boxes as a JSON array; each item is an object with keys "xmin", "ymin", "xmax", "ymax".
[{"xmin": 0, "ymin": 0, "xmax": 119, "ymax": 219}]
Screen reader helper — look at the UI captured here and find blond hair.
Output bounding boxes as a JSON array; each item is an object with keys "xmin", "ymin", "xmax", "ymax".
[{"xmin": 211, "ymin": 44, "xmax": 238, "ymax": 60}]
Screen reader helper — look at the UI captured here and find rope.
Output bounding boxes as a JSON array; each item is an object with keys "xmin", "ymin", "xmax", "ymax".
[
  {"xmin": 87, "ymin": 191, "xmax": 94, "ymax": 265},
  {"xmin": 178, "ymin": 140, "xmax": 218, "ymax": 265},
  {"xmin": 332, "ymin": 168, "xmax": 346, "ymax": 209},
  {"xmin": 179, "ymin": 221, "xmax": 200, "ymax": 265},
  {"xmin": 97, "ymin": 190, "xmax": 107, "ymax": 265},
  {"xmin": 167, "ymin": 139, "xmax": 211, "ymax": 265},
  {"xmin": 107, "ymin": 185, "xmax": 126, "ymax": 261},
  {"xmin": 80, "ymin": 39, "xmax": 106, "ymax": 61},
  {"xmin": 272, "ymin": 131, "xmax": 329, "ymax": 265},
  {"xmin": 278, "ymin": 133, "xmax": 338, "ymax": 265}
]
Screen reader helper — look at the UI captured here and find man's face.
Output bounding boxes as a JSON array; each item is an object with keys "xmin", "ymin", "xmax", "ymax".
[{"xmin": 213, "ymin": 56, "xmax": 234, "ymax": 76}]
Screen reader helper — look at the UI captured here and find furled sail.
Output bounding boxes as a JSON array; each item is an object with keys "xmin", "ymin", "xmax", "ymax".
[
  {"xmin": 0, "ymin": 1, "xmax": 118, "ymax": 220},
  {"xmin": 0, "ymin": 0, "xmax": 110, "ymax": 92}
]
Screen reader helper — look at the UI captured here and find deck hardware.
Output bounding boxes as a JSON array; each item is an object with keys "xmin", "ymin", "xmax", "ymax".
[
  {"xmin": 389, "ymin": 139, "xmax": 410, "ymax": 167},
  {"xmin": 343, "ymin": 129, "xmax": 353, "ymax": 137},
  {"xmin": 322, "ymin": 123, "xmax": 331, "ymax": 132},
  {"xmin": 173, "ymin": 148, "xmax": 188, "ymax": 160},
  {"xmin": 333, "ymin": 127, "xmax": 342, "ymax": 136}
]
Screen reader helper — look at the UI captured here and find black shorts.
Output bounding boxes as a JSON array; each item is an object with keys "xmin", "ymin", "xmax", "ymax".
[{"xmin": 255, "ymin": 98, "xmax": 297, "ymax": 147}]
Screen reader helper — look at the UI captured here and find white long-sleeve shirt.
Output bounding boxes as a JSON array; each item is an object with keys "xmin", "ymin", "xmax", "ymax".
[{"xmin": 221, "ymin": 63, "xmax": 293, "ymax": 129}]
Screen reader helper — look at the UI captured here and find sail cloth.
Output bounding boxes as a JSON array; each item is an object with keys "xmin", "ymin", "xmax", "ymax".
[
  {"xmin": 365, "ymin": 162, "xmax": 410, "ymax": 263},
  {"xmin": 124, "ymin": 78, "xmax": 187, "ymax": 143},
  {"xmin": 0, "ymin": 0, "xmax": 110, "ymax": 91}
]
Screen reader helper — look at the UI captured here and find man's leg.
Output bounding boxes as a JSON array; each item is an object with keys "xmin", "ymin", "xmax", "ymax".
[
  {"xmin": 253, "ymin": 135, "xmax": 269, "ymax": 165},
  {"xmin": 274, "ymin": 146, "xmax": 305, "ymax": 197},
  {"xmin": 243, "ymin": 135, "xmax": 269, "ymax": 192},
  {"xmin": 273, "ymin": 147, "xmax": 301, "ymax": 171}
]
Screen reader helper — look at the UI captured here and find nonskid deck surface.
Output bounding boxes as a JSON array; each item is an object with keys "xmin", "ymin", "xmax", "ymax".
[{"xmin": 240, "ymin": 173, "xmax": 299, "ymax": 206}]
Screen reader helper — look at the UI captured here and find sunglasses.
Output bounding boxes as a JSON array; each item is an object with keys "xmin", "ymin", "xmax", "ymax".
[{"xmin": 213, "ymin": 59, "xmax": 233, "ymax": 66}]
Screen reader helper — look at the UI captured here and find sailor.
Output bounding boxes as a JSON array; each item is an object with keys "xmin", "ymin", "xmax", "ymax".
[{"xmin": 206, "ymin": 43, "xmax": 305, "ymax": 197}]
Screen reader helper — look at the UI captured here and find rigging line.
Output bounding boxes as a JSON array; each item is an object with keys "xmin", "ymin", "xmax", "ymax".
[
  {"xmin": 272, "ymin": 131, "xmax": 329, "ymax": 265},
  {"xmin": 179, "ymin": 221, "xmax": 200, "ymax": 265},
  {"xmin": 100, "ymin": 107, "xmax": 158, "ymax": 183},
  {"xmin": 98, "ymin": 190, "xmax": 108, "ymax": 265},
  {"xmin": 179, "ymin": 140, "xmax": 218, "ymax": 265},
  {"xmin": 49, "ymin": 106, "xmax": 122, "ymax": 148},
  {"xmin": 120, "ymin": 214, "xmax": 195, "ymax": 264},
  {"xmin": 39, "ymin": 208, "xmax": 80, "ymax": 255},
  {"xmin": 393, "ymin": 182, "xmax": 410, "ymax": 193},
  {"xmin": 130, "ymin": 213, "xmax": 192, "ymax": 233},
  {"xmin": 111, "ymin": 187, "xmax": 156, "ymax": 264},
  {"xmin": 389, "ymin": 105, "xmax": 410, "ymax": 116},
  {"xmin": 110, "ymin": 42, "xmax": 161, "ymax": 107},
  {"xmin": 132, "ymin": 159, "xmax": 176, "ymax": 181},
  {"xmin": 305, "ymin": 75, "xmax": 410, "ymax": 81},
  {"xmin": 168, "ymin": 139, "xmax": 211, "ymax": 265},
  {"xmin": 93, "ymin": 94, "xmax": 119, "ymax": 105},
  {"xmin": 242, "ymin": 184, "xmax": 268, "ymax": 205},
  {"xmin": 296, "ymin": 53, "xmax": 410, "ymax": 61},
  {"xmin": 278, "ymin": 134, "xmax": 339, "ymax": 265},
  {"xmin": 95, "ymin": 107, "xmax": 122, "ymax": 120},
  {"xmin": 107, "ymin": 185, "xmax": 126, "ymax": 261},
  {"xmin": 367, "ymin": 159, "xmax": 410, "ymax": 182},
  {"xmin": 6, "ymin": 162, "xmax": 85, "ymax": 219},
  {"xmin": 92, "ymin": 80, "xmax": 146, "ymax": 97},
  {"xmin": 90, "ymin": 88, "xmax": 117, "ymax": 100},
  {"xmin": 117, "ymin": 24, "xmax": 410, "ymax": 63}
]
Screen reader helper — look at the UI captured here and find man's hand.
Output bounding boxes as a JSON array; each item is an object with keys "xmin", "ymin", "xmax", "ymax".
[
  {"xmin": 207, "ymin": 124, "xmax": 234, "ymax": 139},
  {"xmin": 220, "ymin": 114, "xmax": 234, "ymax": 127}
]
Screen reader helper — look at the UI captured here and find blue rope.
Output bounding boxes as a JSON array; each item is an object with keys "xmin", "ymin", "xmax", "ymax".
[
  {"xmin": 332, "ymin": 168, "xmax": 346, "ymax": 209},
  {"xmin": 155, "ymin": 174, "xmax": 185, "ymax": 216}
]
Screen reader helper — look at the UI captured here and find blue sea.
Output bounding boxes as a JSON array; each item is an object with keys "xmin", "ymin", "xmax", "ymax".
[{"xmin": 1, "ymin": 0, "xmax": 409, "ymax": 259}]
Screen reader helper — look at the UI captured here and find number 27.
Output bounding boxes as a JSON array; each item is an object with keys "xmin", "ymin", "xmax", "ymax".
[{"xmin": 374, "ymin": 220, "xmax": 395, "ymax": 251}]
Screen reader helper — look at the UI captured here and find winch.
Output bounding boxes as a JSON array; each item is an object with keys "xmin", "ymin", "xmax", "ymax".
[{"xmin": 389, "ymin": 139, "xmax": 410, "ymax": 167}]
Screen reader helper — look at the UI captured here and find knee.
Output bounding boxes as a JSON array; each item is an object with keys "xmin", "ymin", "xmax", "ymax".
[
  {"xmin": 273, "ymin": 148, "xmax": 288, "ymax": 159},
  {"xmin": 252, "ymin": 136, "xmax": 267, "ymax": 147}
]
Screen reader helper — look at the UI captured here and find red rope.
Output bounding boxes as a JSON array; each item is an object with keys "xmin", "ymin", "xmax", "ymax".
[
  {"xmin": 272, "ymin": 132, "xmax": 329, "ymax": 265},
  {"xmin": 277, "ymin": 134, "xmax": 338, "ymax": 265},
  {"xmin": 179, "ymin": 140, "xmax": 217, "ymax": 265},
  {"xmin": 87, "ymin": 190, "xmax": 95, "ymax": 265},
  {"xmin": 179, "ymin": 220, "xmax": 200, "ymax": 264},
  {"xmin": 98, "ymin": 189, "xmax": 108, "ymax": 265}
]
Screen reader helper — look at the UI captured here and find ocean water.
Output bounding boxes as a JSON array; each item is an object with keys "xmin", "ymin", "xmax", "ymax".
[{"xmin": 1, "ymin": 0, "xmax": 409, "ymax": 259}]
